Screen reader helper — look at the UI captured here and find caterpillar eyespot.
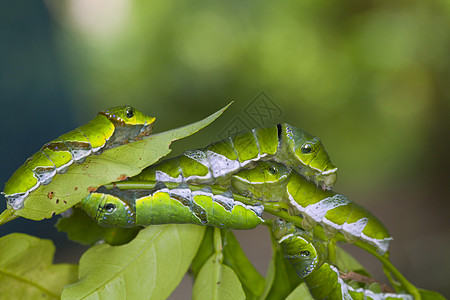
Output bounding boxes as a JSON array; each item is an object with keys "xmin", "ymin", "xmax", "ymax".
[
  {"xmin": 230, "ymin": 161, "xmax": 392, "ymax": 255},
  {"xmin": 104, "ymin": 203, "xmax": 117, "ymax": 213},
  {"xmin": 2, "ymin": 106, "xmax": 155, "ymax": 210},
  {"xmin": 133, "ymin": 123, "xmax": 337, "ymax": 191},
  {"xmin": 300, "ymin": 250, "xmax": 310, "ymax": 258},
  {"xmin": 273, "ymin": 219, "xmax": 413, "ymax": 300},
  {"xmin": 81, "ymin": 183, "xmax": 264, "ymax": 229},
  {"xmin": 268, "ymin": 165, "xmax": 278, "ymax": 175},
  {"xmin": 125, "ymin": 107, "xmax": 134, "ymax": 119},
  {"xmin": 301, "ymin": 143, "xmax": 313, "ymax": 154}
]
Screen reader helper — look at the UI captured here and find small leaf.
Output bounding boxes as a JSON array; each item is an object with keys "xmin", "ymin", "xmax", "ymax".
[
  {"xmin": 222, "ymin": 229, "xmax": 265, "ymax": 299},
  {"xmin": 418, "ymin": 288, "xmax": 447, "ymax": 300},
  {"xmin": 0, "ymin": 233, "xmax": 78, "ymax": 299},
  {"xmin": 335, "ymin": 246, "xmax": 369, "ymax": 276},
  {"xmin": 55, "ymin": 207, "xmax": 141, "ymax": 245},
  {"xmin": 191, "ymin": 226, "xmax": 215, "ymax": 278},
  {"xmin": 192, "ymin": 253, "xmax": 245, "ymax": 300},
  {"xmin": 285, "ymin": 283, "xmax": 314, "ymax": 300},
  {"xmin": 5, "ymin": 103, "xmax": 231, "ymax": 221},
  {"xmin": 62, "ymin": 224, "xmax": 205, "ymax": 300}
]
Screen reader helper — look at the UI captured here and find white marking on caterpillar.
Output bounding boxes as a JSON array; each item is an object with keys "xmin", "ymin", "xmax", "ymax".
[
  {"xmin": 169, "ymin": 184, "xmax": 192, "ymax": 200},
  {"xmin": 55, "ymin": 158, "xmax": 74, "ymax": 174},
  {"xmin": 213, "ymin": 193, "xmax": 235, "ymax": 211},
  {"xmin": 70, "ymin": 148, "xmax": 91, "ymax": 163},
  {"xmin": 75, "ymin": 129, "xmax": 95, "ymax": 153},
  {"xmin": 278, "ymin": 233, "xmax": 295, "ymax": 244},
  {"xmin": 360, "ymin": 233, "xmax": 392, "ymax": 256},
  {"xmin": 4, "ymin": 180, "xmax": 40, "ymax": 210},
  {"xmin": 233, "ymin": 200, "xmax": 264, "ymax": 219},
  {"xmin": 155, "ymin": 170, "xmax": 183, "ymax": 182},
  {"xmin": 342, "ymin": 218, "xmax": 368, "ymax": 238},
  {"xmin": 288, "ymin": 190, "xmax": 304, "ymax": 212},
  {"xmin": 226, "ymin": 138, "xmax": 262, "ymax": 169},
  {"xmin": 287, "ymin": 190, "xmax": 390, "ymax": 253},
  {"xmin": 304, "ymin": 195, "xmax": 350, "ymax": 223},
  {"xmin": 34, "ymin": 168, "xmax": 57, "ymax": 186},
  {"xmin": 206, "ymin": 151, "xmax": 240, "ymax": 178},
  {"xmin": 329, "ymin": 265, "xmax": 413, "ymax": 300},
  {"xmin": 184, "ymin": 149, "xmax": 210, "ymax": 167},
  {"xmin": 184, "ymin": 173, "xmax": 213, "ymax": 183},
  {"xmin": 321, "ymin": 167, "xmax": 338, "ymax": 175},
  {"xmin": 192, "ymin": 186, "xmax": 214, "ymax": 197}
]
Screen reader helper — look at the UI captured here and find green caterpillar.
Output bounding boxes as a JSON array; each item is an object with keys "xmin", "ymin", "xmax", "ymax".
[
  {"xmin": 230, "ymin": 161, "xmax": 392, "ymax": 255},
  {"xmin": 132, "ymin": 123, "xmax": 337, "ymax": 190},
  {"xmin": 81, "ymin": 182, "xmax": 264, "ymax": 230},
  {"xmin": 272, "ymin": 219, "xmax": 413, "ymax": 300},
  {"xmin": 2, "ymin": 106, "xmax": 155, "ymax": 210}
]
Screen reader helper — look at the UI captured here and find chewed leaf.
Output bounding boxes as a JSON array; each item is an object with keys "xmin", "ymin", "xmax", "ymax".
[
  {"xmin": 0, "ymin": 233, "xmax": 78, "ymax": 299},
  {"xmin": 192, "ymin": 253, "xmax": 245, "ymax": 300},
  {"xmin": 62, "ymin": 224, "xmax": 204, "ymax": 300},
  {"xmin": 1, "ymin": 103, "xmax": 231, "ymax": 222}
]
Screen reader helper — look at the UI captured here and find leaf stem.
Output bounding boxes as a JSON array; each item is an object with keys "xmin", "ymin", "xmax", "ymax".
[{"xmin": 0, "ymin": 208, "xmax": 18, "ymax": 226}]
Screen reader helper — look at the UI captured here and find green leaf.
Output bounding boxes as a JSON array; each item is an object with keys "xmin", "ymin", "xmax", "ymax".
[
  {"xmin": 285, "ymin": 283, "xmax": 314, "ymax": 300},
  {"xmin": 62, "ymin": 224, "xmax": 205, "ymax": 300},
  {"xmin": 192, "ymin": 253, "xmax": 246, "ymax": 300},
  {"xmin": 418, "ymin": 288, "xmax": 447, "ymax": 300},
  {"xmin": 0, "ymin": 233, "xmax": 78, "ymax": 299},
  {"xmin": 191, "ymin": 226, "xmax": 215, "ymax": 278},
  {"xmin": 56, "ymin": 207, "xmax": 142, "ymax": 245},
  {"xmin": 3, "ymin": 103, "xmax": 231, "ymax": 222},
  {"xmin": 335, "ymin": 246, "xmax": 366, "ymax": 273},
  {"xmin": 222, "ymin": 229, "xmax": 265, "ymax": 299}
]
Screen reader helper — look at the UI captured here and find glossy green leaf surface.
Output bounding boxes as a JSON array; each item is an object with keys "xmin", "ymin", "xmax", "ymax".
[
  {"xmin": 191, "ymin": 226, "xmax": 215, "ymax": 278},
  {"xmin": 1, "ymin": 103, "xmax": 231, "ymax": 222},
  {"xmin": 285, "ymin": 283, "xmax": 314, "ymax": 300},
  {"xmin": 418, "ymin": 288, "xmax": 447, "ymax": 300},
  {"xmin": 0, "ymin": 233, "xmax": 78, "ymax": 299},
  {"xmin": 62, "ymin": 224, "xmax": 205, "ymax": 300},
  {"xmin": 222, "ymin": 229, "xmax": 265, "ymax": 299},
  {"xmin": 335, "ymin": 246, "xmax": 365, "ymax": 273},
  {"xmin": 192, "ymin": 253, "xmax": 245, "ymax": 300}
]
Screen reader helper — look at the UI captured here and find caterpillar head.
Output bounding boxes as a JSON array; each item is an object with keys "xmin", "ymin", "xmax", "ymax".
[
  {"xmin": 100, "ymin": 105, "xmax": 155, "ymax": 127},
  {"xmin": 230, "ymin": 161, "xmax": 291, "ymax": 200},
  {"xmin": 100, "ymin": 105, "xmax": 155, "ymax": 143},
  {"xmin": 272, "ymin": 219, "xmax": 327, "ymax": 278},
  {"xmin": 278, "ymin": 123, "xmax": 337, "ymax": 190},
  {"xmin": 81, "ymin": 187, "xmax": 136, "ymax": 227}
]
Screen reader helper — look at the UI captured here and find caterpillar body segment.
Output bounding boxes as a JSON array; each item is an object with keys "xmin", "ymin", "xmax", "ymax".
[{"xmin": 81, "ymin": 183, "xmax": 264, "ymax": 230}]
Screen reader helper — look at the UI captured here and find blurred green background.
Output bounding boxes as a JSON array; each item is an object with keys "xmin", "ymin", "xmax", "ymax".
[{"xmin": 1, "ymin": 0, "xmax": 449, "ymax": 298}]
